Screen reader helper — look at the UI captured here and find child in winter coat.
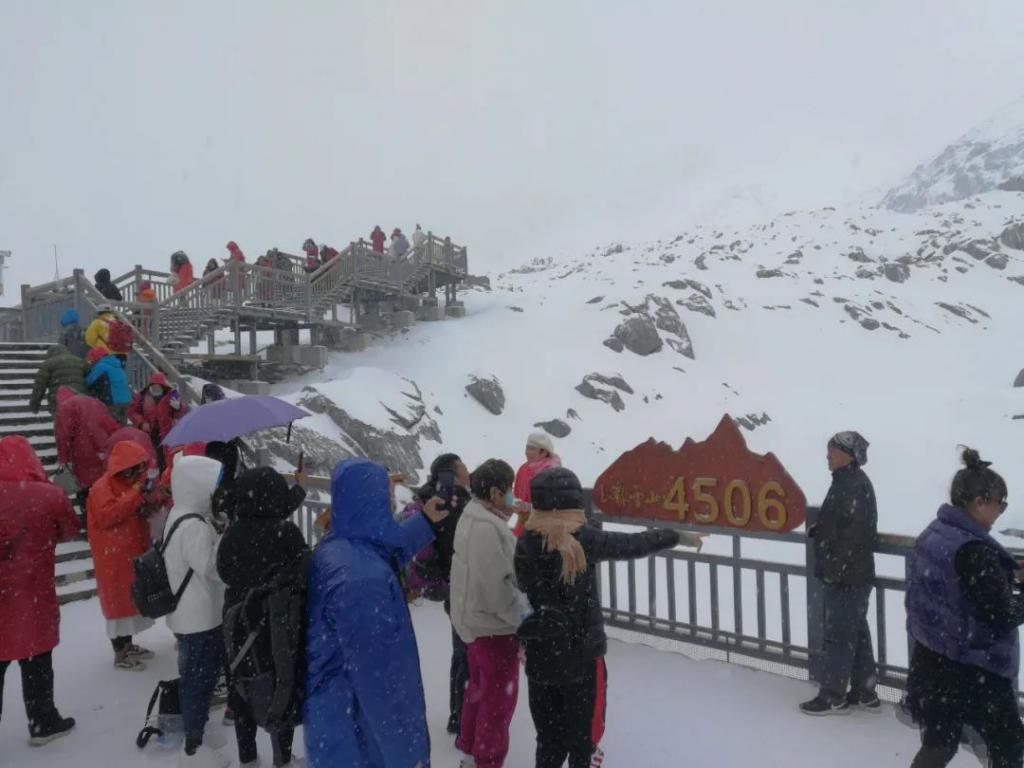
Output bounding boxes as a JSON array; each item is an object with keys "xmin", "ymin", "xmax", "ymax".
[
  {"xmin": 0, "ymin": 436, "xmax": 81, "ymax": 745},
  {"xmin": 450, "ymin": 459, "xmax": 526, "ymax": 768},
  {"xmin": 86, "ymin": 441, "xmax": 161, "ymax": 671},
  {"xmin": 85, "ymin": 352, "xmax": 132, "ymax": 423},
  {"xmin": 162, "ymin": 455, "xmax": 229, "ymax": 768},
  {"xmin": 170, "ymin": 251, "xmax": 195, "ymax": 294},
  {"xmin": 515, "ymin": 467, "xmax": 698, "ymax": 768}
]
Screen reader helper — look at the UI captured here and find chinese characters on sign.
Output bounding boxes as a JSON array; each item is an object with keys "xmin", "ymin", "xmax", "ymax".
[{"xmin": 593, "ymin": 415, "xmax": 807, "ymax": 533}]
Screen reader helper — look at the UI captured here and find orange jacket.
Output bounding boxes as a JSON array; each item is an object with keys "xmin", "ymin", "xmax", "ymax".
[{"xmin": 86, "ymin": 441, "xmax": 154, "ymax": 620}]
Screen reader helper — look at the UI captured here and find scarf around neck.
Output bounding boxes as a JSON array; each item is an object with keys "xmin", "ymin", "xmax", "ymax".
[{"xmin": 525, "ymin": 509, "xmax": 588, "ymax": 584}]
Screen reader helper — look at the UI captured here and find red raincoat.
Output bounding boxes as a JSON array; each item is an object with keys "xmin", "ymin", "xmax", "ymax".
[
  {"xmin": 371, "ymin": 228, "xmax": 386, "ymax": 253},
  {"xmin": 127, "ymin": 373, "xmax": 188, "ymax": 449},
  {"xmin": 171, "ymin": 261, "xmax": 194, "ymax": 294},
  {"xmin": 86, "ymin": 441, "xmax": 154, "ymax": 620},
  {"xmin": 0, "ymin": 436, "xmax": 80, "ymax": 661},
  {"xmin": 55, "ymin": 387, "xmax": 120, "ymax": 489}
]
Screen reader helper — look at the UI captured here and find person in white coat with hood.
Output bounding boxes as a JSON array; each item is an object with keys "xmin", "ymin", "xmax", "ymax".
[{"xmin": 162, "ymin": 454, "xmax": 229, "ymax": 768}]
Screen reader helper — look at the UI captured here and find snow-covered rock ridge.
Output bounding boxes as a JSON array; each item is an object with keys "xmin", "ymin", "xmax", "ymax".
[{"xmin": 883, "ymin": 96, "xmax": 1024, "ymax": 212}]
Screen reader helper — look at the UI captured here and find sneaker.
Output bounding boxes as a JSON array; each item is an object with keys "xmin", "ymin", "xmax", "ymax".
[
  {"xmin": 446, "ymin": 714, "xmax": 460, "ymax": 735},
  {"xmin": 127, "ymin": 644, "xmax": 155, "ymax": 660},
  {"xmin": 113, "ymin": 652, "xmax": 147, "ymax": 671},
  {"xmin": 799, "ymin": 695, "xmax": 849, "ymax": 716},
  {"xmin": 179, "ymin": 743, "xmax": 231, "ymax": 768},
  {"xmin": 591, "ymin": 746, "xmax": 605, "ymax": 767},
  {"xmin": 28, "ymin": 716, "xmax": 76, "ymax": 746},
  {"xmin": 847, "ymin": 690, "xmax": 882, "ymax": 712}
]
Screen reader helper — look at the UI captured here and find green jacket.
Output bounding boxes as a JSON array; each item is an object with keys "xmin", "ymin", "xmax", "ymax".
[{"xmin": 30, "ymin": 345, "xmax": 90, "ymax": 415}]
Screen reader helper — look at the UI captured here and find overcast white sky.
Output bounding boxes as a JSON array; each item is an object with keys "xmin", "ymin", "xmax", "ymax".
[{"xmin": 2, "ymin": 1, "xmax": 1023, "ymax": 299}]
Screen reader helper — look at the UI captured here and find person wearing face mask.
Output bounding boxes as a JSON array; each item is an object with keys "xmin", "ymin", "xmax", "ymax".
[
  {"xmin": 86, "ymin": 441, "xmax": 163, "ymax": 671},
  {"xmin": 127, "ymin": 372, "xmax": 188, "ymax": 470},
  {"xmin": 905, "ymin": 448, "xmax": 1024, "ymax": 768},
  {"xmin": 450, "ymin": 459, "xmax": 527, "ymax": 768}
]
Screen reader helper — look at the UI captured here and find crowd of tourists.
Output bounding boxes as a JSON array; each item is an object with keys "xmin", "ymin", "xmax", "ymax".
[{"xmin": 1, "ymin": 407, "xmax": 1022, "ymax": 767}]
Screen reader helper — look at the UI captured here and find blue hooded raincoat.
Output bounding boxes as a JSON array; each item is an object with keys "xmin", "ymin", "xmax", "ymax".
[{"xmin": 304, "ymin": 458, "xmax": 435, "ymax": 768}]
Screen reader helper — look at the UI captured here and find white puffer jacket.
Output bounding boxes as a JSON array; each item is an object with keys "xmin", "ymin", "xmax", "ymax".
[
  {"xmin": 450, "ymin": 499, "xmax": 525, "ymax": 643},
  {"xmin": 163, "ymin": 455, "xmax": 225, "ymax": 635}
]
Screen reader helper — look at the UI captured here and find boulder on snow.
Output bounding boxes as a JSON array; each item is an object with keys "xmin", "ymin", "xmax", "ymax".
[
  {"xmin": 1000, "ymin": 223, "xmax": 1024, "ymax": 251},
  {"xmin": 1014, "ymin": 370, "xmax": 1024, "ymax": 388},
  {"xmin": 883, "ymin": 263, "xmax": 911, "ymax": 283},
  {"xmin": 575, "ymin": 373, "xmax": 631, "ymax": 412},
  {"xmin": 756, "ymin": 268, "xmax": 784, "ymax": 279},
  {"xmin": 734, "ymin": 413, "xmax": 772, "ymax": 431},
  {"xmin": 613, "ymin": 316, "xmax": 662, "ymax": 356},
  {"xmin": 535, "ymin": 419, "xmax": 572, "ymax": 438},
  {"xmin": 465, "ymin": 375, "xmax": 506, "ymax": 415},
  {"xmin": 987, "ymin": 253, "xmax": 1009, "ymax": 270},
  {"xmin": 847, "ymin": 248, "xmax": 874, "ymax": 263},
  {"xmin": 677, "ymin": 293, "xmax": 716, "ymax": 317},
  {"xmin": 603, "ymin": 337, "xmax": 625, "ymax": 353}
]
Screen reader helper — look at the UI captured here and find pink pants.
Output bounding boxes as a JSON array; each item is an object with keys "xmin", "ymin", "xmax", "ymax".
[{"xmin": 456, "ymin": 634, "xmax": 520, "ymax": 768}]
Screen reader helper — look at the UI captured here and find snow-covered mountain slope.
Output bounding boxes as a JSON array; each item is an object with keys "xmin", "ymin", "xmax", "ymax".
[
  {"xmin": 274, "ymin": 188, "xmax": 1024, "ymax": 538},
  {"xmin": 883, "ymin": 96, "xmax": 1024, "ymax": 212}
]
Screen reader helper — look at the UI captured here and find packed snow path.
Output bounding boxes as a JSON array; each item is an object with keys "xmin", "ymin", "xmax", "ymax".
[{"xmin": 1, "ymin": 600, "xmax": 979, "ymax": 767}]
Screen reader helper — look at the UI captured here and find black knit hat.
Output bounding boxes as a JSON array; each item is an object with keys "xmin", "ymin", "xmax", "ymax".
[{"xmin": 531, "ymin": 467, "xmax": 583, "ymax": 511}]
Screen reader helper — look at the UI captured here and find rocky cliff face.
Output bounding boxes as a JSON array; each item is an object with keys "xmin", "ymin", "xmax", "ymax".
[{"xmin": 883, "ymin": 97, "xmax": 1024, "ymax": 213}]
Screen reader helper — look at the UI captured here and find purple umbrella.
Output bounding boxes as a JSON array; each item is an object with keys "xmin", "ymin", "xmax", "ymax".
[{"xmin": 162, "ymin": 394, "xmax": 310, "ymax": 447}]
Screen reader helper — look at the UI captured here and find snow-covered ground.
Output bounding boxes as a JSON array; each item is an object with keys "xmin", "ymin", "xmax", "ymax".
[{"xmin": 0, "ymin": 600, "xmax": 981, "ymax": 768}]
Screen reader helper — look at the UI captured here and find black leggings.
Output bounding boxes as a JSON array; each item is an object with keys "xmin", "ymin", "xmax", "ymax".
[
  {"xmin": 227, "ymin": 677, "xmax": 294, "ymax": 767},
  {"xmin": 0, "ymin": 652, "xmax": 57, "ymax": 726},
  {"xmin": 529, "ymin": 664, "xmax": 598, "ymax": 768},
  {"xmin": 909, "ymin": 645, "xmax": 1024, "ymax": 768}
]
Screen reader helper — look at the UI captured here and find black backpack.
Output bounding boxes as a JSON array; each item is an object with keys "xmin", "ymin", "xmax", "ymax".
[
  {"xmin": 136, "ymin": 679, "xmax": 181, "ymax": 749},
  {"xmin": 223, "ymin": 551, "xmax": 311, "ymax": 731},
  {"xmin": 131, "ymin": 514, "xmax": 204, "ymax": 619}
]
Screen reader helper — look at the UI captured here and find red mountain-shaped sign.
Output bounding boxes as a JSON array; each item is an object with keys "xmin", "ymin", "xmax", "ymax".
[{"xmin": 593, "ymin": 415, "xmax": 807, "ymax": 532}]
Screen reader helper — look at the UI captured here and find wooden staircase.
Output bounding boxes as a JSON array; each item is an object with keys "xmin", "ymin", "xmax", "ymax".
[{"xmin": 0, "ymin": 342, "xmax": 97, "ymax": 604}]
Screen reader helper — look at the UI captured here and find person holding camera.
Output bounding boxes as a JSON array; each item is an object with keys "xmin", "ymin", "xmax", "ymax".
[
  {"xmin": 401, "ymin": 453, "xmax": 473, "ymax": 734},
  {"xmin": 86, "ymin": 441, "xmax": 161, "ymax": 671}
]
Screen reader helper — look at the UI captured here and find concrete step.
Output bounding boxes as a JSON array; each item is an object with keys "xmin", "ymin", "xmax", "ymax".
[
  {"xmin": 0, "ymin": 410, "xmax": 52, "ymax": 426},
  {"xmin": 56, "ymin": 540, "xmax": 92, "ymax": 563},
  {"xmin": 57, "ymin": 577, "xmax": 97, "ymax": 605},
  {"xmin": 0, "ymin": 389, "xmax": 33, "ymax": 401},
  {"xmin": 0, "ymin": 400, "xmax": 34, "ymax": 413},
  {"xmin": 0, "ymin": 343, "xmax": 53, "ymax": 352},
  {"xmin": 0, "ymin": 357, "xmax": 49, "ymax": 366},
  {"xmin": 0, "ymin": 377, "xmax": 36, "ymax": 386}
]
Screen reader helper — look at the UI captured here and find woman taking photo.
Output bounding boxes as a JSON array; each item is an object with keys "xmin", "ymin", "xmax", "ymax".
[{"xmin": 905, "ymin": 448, "xmax": 1024, "ymax": 768}]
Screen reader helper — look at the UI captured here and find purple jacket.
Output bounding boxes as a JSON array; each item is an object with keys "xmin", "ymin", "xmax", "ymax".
[{"xmin": 906, "ymin": 504, "xmax": 1020, "ymax": 679}]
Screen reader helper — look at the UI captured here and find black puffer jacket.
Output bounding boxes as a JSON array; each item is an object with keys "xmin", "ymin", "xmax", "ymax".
[
  {"xmin": 217, "ymin": 467, "xmax": 309, "ymax": 610},
  {"xmin": 93, "ymin": 269, "xmax": 123, "ymax": 301},
  {"xmin": 813, "ymin": 463, "xmax": 878, "ymax": 586},
  {"xmin": 417, "ymin": 483, "xmax": 470, "ymax": 581},
  {"xmin": 515, "ymin": 524, "xmax": 679, "ymax": 685}
]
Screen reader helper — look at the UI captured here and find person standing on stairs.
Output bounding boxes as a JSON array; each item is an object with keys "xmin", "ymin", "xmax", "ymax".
[
  {"xmin": 412, "ymin": 224, "xmax": 427, "ymax": 255},
  {"xmin": 128, "ymin": 373, "xmax": 188, "ymax": 471},
  {"xmin": 170, "ymin": 251, "xmax": 195, "ymax": 295},
  {"xmin": 55, "ymin": 386, "xmax": 120, "ymax": 525},
  {"xmin": 85, "ymin": 304, "xmax": 118, "ymax": 354},
  {"xmin": 59, "ymin": 309, "xmax": 90, "ymax": 359},
  {"xmin": 86, "ymin": 440, "xmax": 160, "ymax": 671},
  {"xmin": 163, "ymin": 455, "xmax": 230, "ymax": 768},
  {"xmin": 0, "ymin": 436, "xmax": 81, "ymax": 746},
  {"xmin": 85, "ymin": 349, "xmax": 133, "ymax": 424},
  {"xmin": 30, "ymin": 344, "xmax": 89, "ymax": 416},
  {"xmin": 370, "ymin": 225, "xmax": 386, "ymax": 254},
  {"xmin": 93, "ymin": 269, "xmax": 123, "ymax": 301}
]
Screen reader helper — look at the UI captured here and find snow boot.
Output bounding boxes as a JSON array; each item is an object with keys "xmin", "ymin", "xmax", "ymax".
[
  {"xmin": 113, "ymin": 649, "xmax": 147, "ymax": 671},
  {"xmin": 458, "ymin": 754, "xmax": 476, "ymax": 768},
  {"xmin": 128, "ymin": 644, "xmax": 155, "ymax": 660},
  {"xmin": 800, "ymin": 695, "xmax": 849, "ymax": 716},
  {"xmin": 28, "ymin": 715, "xmax": 76, "ymax": 746},
  {"xmin": 179, "ymin": 743, "xmax": 230, "ymax": 768},
  {"xmin": 590, "ymin": 746, "xmax": 606, "ymax": 767}
]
